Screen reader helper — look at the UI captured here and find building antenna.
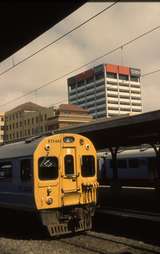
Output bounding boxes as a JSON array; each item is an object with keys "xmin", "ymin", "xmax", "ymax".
[{"xmin": 120, "ymin": 46, "xmax": 124, "ymax": 66}]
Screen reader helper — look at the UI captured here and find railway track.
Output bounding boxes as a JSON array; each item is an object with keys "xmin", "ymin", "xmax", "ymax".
[{"xmin": 60, "ymin": 231, "xmax": 160, "ymax": 254}]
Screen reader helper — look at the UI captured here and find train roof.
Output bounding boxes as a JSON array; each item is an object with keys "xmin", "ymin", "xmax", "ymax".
[
  {"xmin": 98, "ymin": 147, "xmax": 156, "ymax": 159},
  {"xmin": 0, "ymin": 137, "xmax": 43, "ymax": 160}
]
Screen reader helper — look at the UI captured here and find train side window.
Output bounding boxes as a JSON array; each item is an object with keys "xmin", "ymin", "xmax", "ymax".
[
  {"xmin": 81, "ymin": 155, "xmax": 95, "ymax": 177},
  {"xmin": 0, "ymin": 162, "xmax": 12, "ymax": 179},
  {"xmin": 64, "ymin": 155, "xmax": 74, "ymax": 175},
  {"xmin": 21, "ymin": 159, "xmax": 32, "ymax": 182},
  {"xmin": 128, "ymin": 159, "xmax": 139, "ymax": 168},
  {"xmin": 38, "ymin": 157, "xmax": 58, "ymax": 180},
  {"xmin": 110, "ymin": 159, "xmax": 127, "ymax": 169},
  {"xmin": 117, "ymin": 159, "xmax": 127, "ymax": 169}
]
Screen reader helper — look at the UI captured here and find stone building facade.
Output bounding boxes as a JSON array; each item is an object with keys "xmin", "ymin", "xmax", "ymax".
[{"xmin": 4, "ymin": 102, "xmax": 92, "ymax": 143}]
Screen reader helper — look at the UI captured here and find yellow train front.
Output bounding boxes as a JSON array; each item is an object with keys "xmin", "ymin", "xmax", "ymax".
[{"xmin": 0, "ymin": 133, "xmax": 98, "ymax": 236}]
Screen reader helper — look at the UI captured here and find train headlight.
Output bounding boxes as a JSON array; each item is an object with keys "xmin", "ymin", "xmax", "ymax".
[
  {"xmin": 45, "ymin": 144, "xmax": 50, "ymax": 151},
  {"xmin": 46, "ymin": 197, "xmax": 53, "ymax": 205},
  {"xmin": 86, "ymin": 144, "xmax": 90, "ymax": 150}
]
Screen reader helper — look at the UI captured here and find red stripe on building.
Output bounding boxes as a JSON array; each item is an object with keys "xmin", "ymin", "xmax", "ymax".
[
  {"xmin": 118, "ymin": 65, "xmax": 129, "ymax": 75},
  {"xmin": 105, "ymin": 64, "xmax": 118, "ymax": 73}
]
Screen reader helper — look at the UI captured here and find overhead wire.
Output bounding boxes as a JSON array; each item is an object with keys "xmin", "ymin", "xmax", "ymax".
[
  {"xmin": 0, "ymin": 1, "xmax": 119, "ymax": 78},
  {"xmin": 141, "ymin": 68, "xmax": 160, "ymax": 78},
  {"xmin": 1, "ymin": 22, "xmax": 160, "ymax": 110}
]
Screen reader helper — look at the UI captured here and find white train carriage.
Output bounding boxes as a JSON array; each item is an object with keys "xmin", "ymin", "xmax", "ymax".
[{"xmin": 98, "ymin": 148, "xmax": 158, "ymax": 186}]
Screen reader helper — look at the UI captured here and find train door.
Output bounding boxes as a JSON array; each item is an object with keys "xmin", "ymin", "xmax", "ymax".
[
  {"xmin": 62, "ymin": 148, "xmax": 78, "ymax": 192},
  {"xmin": 61, "ymin": 147, "xmax": 80, "ymax": 206}
]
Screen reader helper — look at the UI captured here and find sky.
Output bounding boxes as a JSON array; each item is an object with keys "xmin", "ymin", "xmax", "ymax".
[{"xmin": 0, "ymin": 1, "xmax": 160, "ymax": 113}]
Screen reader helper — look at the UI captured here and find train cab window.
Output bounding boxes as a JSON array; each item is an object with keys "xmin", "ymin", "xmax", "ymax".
[
  {"xmin": 128, "ymin": 159, "xmax": 139, "ymax": 168},
  {"xmin": 38, "ymin": 157, "xmax": 58, "ymax": 180},
  {"xmin": 81, "ymin": 155, "xmax": 95, "ymax": 177},
  {"xmin": 21, "ymin": 159, "xmax": 32, "ymax": 182},
  {"xmin": 0, "ymin": 162, "xmax": 12, "ymax": 179},
  {"xmin": 64, "ymin": 155, "xmax": 74, "ymax": 175}
]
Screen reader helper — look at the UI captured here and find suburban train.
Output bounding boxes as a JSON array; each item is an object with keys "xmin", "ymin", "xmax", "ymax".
[
  {"xmin": 98, "ymin": 147, "xmax": 158, "ymax": 187},
  {"xmin": 0, "ymin": 133, "xmax": 98, "ymax": 236}
]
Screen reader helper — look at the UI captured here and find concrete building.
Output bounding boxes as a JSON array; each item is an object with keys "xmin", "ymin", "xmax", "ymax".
[
  {"xmin": 0, "ymin": 112, "xmax": 4, "ymax": 144},
  {"xmin": 47, "ymin": 104, "xmax": 93, "ymax": 131},
  {"xmin": 4, "ymin": 102, "xmax": 92, "ymax": 143},
  {"xmin": 68, "ymin": 63, "xmax": 142, "ymax": 119}
]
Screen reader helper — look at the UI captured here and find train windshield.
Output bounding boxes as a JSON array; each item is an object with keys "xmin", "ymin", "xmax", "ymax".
[
  {"xmin": 81, "ymin": 155, "xmax": 95, "ymax": 177},
  {"xmin": 38, "ymin": 157, "xmax": 58, "ymax": 180}
]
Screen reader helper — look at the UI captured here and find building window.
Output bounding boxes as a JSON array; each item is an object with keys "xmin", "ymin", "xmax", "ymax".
[
  {"xmin": 28, "ymin": 119, "xmax": 30, "ymax": 125},
  {"xmin": 120, "ymin": 107, "xmax": 130, "ymax": 112},
  {"xmin": 95, "ymin": 72, "xmax": 104, "ymax": 80},
  {"xmin": 77, "ymin": 80, "xmax": 84, "ymax": 87},
  {"xmin": 132, "ymin": 109, "xmax": 141, "ymax": 112},
  {"xmin": 0, "ymin": 126, "xmax": 4, "ymax": 131},
  {"xmin": 16, "ymin": 122, "xmax": 18, "ymax": 128},
  {"xmin": 86, "ymin": 76, "xmax": 94, "ymax": 84},
  {"xmin": 38, "ymin": 157, "xmax": 58, "ymax": 180},
  {"xmin": 107, "ymin": 72, "xmax": 117, "ymax": 79},
  {"xmin": 130, "ymin": 76, "xmax": 139, "ymax": 82},
  {"xmin": 21, "ymin": 159, "xmax": 32, "ymax": 182},
  {"xmin": 70, "ymin": 83, "xmax": 76, "ymax": 90},
  {"xmin": 119, "ymin": 74, "xmax": 129, "ymax": 81},
  {"xmin": 32, "ymin": 118, "xmax": 34, "ymax": 124}
]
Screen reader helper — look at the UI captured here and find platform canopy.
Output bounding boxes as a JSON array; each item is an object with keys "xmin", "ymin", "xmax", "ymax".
[
  {"xmin": 55, "ymin": 110, "xmax": 160, "ymax": 150},
  {"xmin": 0, "ymin": 1, "xmax": 86, "ymax": 62}
]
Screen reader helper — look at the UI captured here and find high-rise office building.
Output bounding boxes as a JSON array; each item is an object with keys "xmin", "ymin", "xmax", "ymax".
[{"xmin": 67, "ymin": 63, "xmax": 142, "ymax": 119}]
